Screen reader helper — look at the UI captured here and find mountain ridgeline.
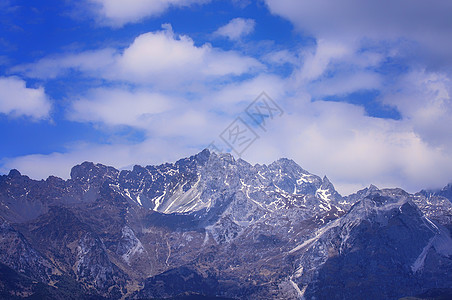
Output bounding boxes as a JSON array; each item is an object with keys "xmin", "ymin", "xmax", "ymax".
[{"xmin": 1, "ymin": 149, "xmax": 452, "ymax": 299}]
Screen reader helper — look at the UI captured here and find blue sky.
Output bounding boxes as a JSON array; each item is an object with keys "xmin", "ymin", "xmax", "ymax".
[{"xmin": 1, "ymin": 0, "xmax": 452, "ymax": 195}]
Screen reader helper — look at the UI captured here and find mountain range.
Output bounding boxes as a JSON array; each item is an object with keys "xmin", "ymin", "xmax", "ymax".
[{"xmin": 1, "ymin": 149, "xmax": 452, "ymax": 299}]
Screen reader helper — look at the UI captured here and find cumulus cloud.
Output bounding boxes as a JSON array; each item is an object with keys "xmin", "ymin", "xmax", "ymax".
[
  {"xmin": 0, "ymin": 76, "xmax": 51, "ymax": 120},
  {"xmin": 87, "ymin": 0, "xmax": 209, "ymax": 27},
  {"xmin": 214, "ymin": 18, "xmax": 255, "ymax": 40},
  {"xmin": 15, "ymin": 25, "xmax": 262, "ymax": 88},
  {"xmin": 115, "ymin": 24, "xmax": 262, "ymax": 84}
]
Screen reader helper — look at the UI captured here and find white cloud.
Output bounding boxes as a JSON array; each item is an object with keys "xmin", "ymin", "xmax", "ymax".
[
  {"xmin": 115, "ymin": 24, "xmax": 262, "ymax": 85},
  {"xmin": 231, "ymin": 0, "xmax": 251, "ymax": 9},
  {"xmin": 263, "ymin": 50, "xmax": 298, "ymax": 66},
  {"xmin": 15, "ymin": 25, "xmax": 262, "ymax": 88},
  {"xmin": 202, "ymin": 74, "xmax": 287, "ymax": 113},
  {"xmin": 68, "ymin": 88, "xmax": 176, "ymax": 128},
  {"xmin": 87, "ymin": 0, "xmax": 209, "ymax": 27},
  {"xmin": 0, "ymin": 76, "xmax": 51, "ymax": 120},
  {"xmin": 282, "ymin": 39, "xmax": 382, "ymax": 101},
  {"xmin": 309, "ymin": 71, "xmax": 381, "ymax": 97},
  {"xmin": 214, "ymin": 18, "xmax": 255, "ymax": 40},
  {"xmin": 291, "ymin": 39, "xmax": 383, "ymax": 87},
  {"xmin": 295, "ymin": 40, "xmax": 350, "ymax": 82},
  {"xmin": 381, "ymin": 70, "xmax": 452, "ymax": 149},
  {"xmin": 14, "ymin": 49, "xmax": 117, "ymax": 79}
]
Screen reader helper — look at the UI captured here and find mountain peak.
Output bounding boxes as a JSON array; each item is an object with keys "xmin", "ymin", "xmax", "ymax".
[
  {"xmin": 212, "ymin": 151, "xmax": 235, "ymax": 162},
  {"xmin": 70, "ymin": 161, "xmax": 119, "ymax": 183},
  {"xmin": 269, "ymin": 157, "xmax": 310, "ymax": 175},
  {"xmin": 274, "ymin": 157, "xmax": 298, "ymax": 166},
  {"xmin": 195, "ymin": 148, "xmax": 211, "ymax": 163},
  {"xmin": 7, "ymin": 169, "xmax": 21, "ymax": 178},
  {"xmin": 369, "ymin": 184, "xmax": 379, "ymax": 191},
  {"xmin": 70, "ymin": 161, "xmax": 97, "ymax": 179}
]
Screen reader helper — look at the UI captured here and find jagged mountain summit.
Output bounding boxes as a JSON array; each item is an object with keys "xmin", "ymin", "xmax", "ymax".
[{"xmin": 1, "ymin": 149, "xmax": 452, "ymax": 300}]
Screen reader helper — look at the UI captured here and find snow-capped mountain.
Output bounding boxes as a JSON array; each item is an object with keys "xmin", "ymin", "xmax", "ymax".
[
  {"xmin": 1, "ymin": 149, "xmax": 452, "ymax": 299},
  {"xmin": 103, "ymin": 149, "xmax": 343, "ymax": 218}
]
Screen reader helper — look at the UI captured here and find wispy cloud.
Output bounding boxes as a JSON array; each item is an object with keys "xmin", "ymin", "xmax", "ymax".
[
  {"xmin": 85, "ymin": 0, "xmax": 210, "ymax": 27},
  {"xmin": 12, "ymin": 49, "xmax": 117, "ymax": 79},
  {"xmin": 214, "ymin": 18, "xmax": 255, "ymax": 41}
]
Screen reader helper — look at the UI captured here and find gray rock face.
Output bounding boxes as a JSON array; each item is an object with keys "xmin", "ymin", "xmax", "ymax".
[
  {"xmin": 0, "ymin": 216, "xmax": 55, "ymax": 284},
  {"xmin": 0, "ymin": 149, "xmax": 451, "ymax": 300},
  {"xmin": 289, "ymin": 189, "xmax": 452, "ymax": 299}
]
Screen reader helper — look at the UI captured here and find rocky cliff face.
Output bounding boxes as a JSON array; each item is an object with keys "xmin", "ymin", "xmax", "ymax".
[{"xmin": 1, "ymin": 149, "xmax": 452, "ymax": 299}]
